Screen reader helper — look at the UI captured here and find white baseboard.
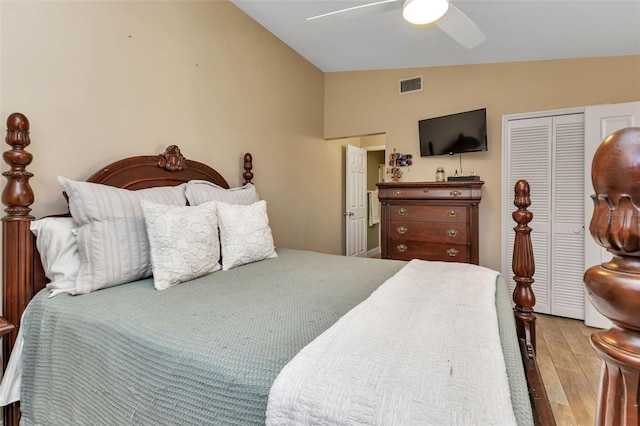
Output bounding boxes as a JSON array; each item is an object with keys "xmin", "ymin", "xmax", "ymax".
[{"xmin": 367, "ymin": 247, "xmax": 381, "ymax": 258}]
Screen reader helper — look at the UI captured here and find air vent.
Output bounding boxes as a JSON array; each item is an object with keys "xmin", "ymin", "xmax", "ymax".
[{"xmin": 399, "ymin": 76, "xmax": 423, "ymax": 94}]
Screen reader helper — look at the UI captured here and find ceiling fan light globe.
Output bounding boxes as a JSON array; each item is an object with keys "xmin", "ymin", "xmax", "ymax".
[{"xmin": 402, "ymin": 0, "xmax": 449, "ymax": 25}]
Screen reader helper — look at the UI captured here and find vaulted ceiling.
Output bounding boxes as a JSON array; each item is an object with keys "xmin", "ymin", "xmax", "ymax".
[{"xmin": 230, "ymin": 0, "xmax": 640, "ymax": 72}]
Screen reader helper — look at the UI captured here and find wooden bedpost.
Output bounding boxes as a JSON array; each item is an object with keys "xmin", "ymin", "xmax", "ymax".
[
  {"xmin": 512, "ymin": 179, "xmax": 555, "ymax": 426},
  {"xmin": 512, "ymin": 179, "xmax": 537, "ymax": 353},
  {"xmin": 2, "ymin": 112, "xmax": 33, "ymax": 426},
  {"xmin": 243, "ymin": 153, "xmax": 253, "ymax": 185},
  {"xmin": 584, "ymin": 127, "xmax": 640, "ymax": 426}
]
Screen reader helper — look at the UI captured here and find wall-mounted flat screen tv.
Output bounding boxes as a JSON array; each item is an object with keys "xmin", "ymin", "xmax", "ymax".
[{"xmin": 419, "ymin": 108, "xmax": 487, "ymax": 157}]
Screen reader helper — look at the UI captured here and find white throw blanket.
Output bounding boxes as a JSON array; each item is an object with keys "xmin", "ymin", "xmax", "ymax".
[{"xmin": 266, "ymin": 260, "xmax": 516, "ymax": 426}]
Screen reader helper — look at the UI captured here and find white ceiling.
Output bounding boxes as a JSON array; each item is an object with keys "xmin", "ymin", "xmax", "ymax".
[{"xmin": 230, "ymin": 0, "xmax": 640, "ymax": 72}]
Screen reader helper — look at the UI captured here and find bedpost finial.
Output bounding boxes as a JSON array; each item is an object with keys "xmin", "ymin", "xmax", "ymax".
[
  {"xmin": 6, "ymin": 113, "xmax": 31, "ymax": 152},
  {"xmin": 3, "ymin": 112, "xmax": 34, "ymax": 217},
  {"xmin": 6, "ymin": 113, "xmax": 30, "ymax": 135},
  {"xmin": 589, "ymin": 127, "xmax": 640, "ymax": 256},
  {"xmin": 513, "ymin": 179, "xmax": 531, "ymax": 210},
  {"xmin": 512, "ymin": 179, "xmax": 533, "ymax": 230},
  {"xmin": 243, "ymin": 153, "xmax": 254, "ymax": 185}
]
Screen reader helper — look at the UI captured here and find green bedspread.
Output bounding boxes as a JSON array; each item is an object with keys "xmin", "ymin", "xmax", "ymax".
[{"xmin": 19, "ymin": 249, "xmax": 531, "ymax": 425}]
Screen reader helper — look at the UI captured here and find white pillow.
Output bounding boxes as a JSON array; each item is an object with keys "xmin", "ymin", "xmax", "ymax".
[
  {"xmin": 216, "ymin": 200, "xmax": 277, "ymax": 271},
  {"xmin": 58, "ymin": 177, "xmax": 187, "ymax": 294},
  {"xmin": 185, "ymin": 180, "xmax": 259, "ymax": 206},
  {"xmin": 30, "ymin": 217, "xmax": 80, "ymax": 297},
  {"xmin": 141, "ymin": 200, "xmax": 221, "ymax": 290}
]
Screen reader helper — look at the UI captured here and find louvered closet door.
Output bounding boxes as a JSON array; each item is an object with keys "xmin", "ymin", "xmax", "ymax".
[
  {"xmin": 505, "ymin": 113, "xmax": 585, "ymax": 319},
  {"xmin": 506, "ymin": 117, "xmax": 552, "ymax": 315},
  {"xmin": 551, "ymin": 114, "xmax": 585, "ymax": 319}
]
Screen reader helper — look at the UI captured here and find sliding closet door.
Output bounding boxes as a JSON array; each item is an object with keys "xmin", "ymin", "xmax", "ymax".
[
  {"xmin": 504, "ymin": 112, "xmax": 585, "ymax": 319},
  {"xmin": 505, "ymin": 117, "xmax": 552, "ymax": 315}
]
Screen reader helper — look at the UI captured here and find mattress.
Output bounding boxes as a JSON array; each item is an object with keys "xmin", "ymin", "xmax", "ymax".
[{"xmin": 17, "ymin": 249, "xmax": 532, "ymax": 425}]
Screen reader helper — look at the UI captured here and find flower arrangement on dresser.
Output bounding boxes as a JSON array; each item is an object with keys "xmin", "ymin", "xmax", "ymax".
[{"xmin": 387, "ymin": 149, "xmax": 412, "ymax": 182}]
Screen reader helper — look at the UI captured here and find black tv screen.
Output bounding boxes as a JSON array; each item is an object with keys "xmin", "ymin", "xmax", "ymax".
[{"xmin": 419, "ymin": 108, "xmax": 487, "ymax": 157}]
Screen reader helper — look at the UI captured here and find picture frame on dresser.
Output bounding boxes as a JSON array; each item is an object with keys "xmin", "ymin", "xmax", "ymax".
[{"xmin": 376, "ymin": 181, "xmax": 484, "ymax": 263}]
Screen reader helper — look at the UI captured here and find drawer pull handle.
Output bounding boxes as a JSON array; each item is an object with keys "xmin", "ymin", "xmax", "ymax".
[
  {"xmin": 447, "ymin": 248, "xmax": 459, "ymax": 257},
  {"xmin": 397, "ymin": 226, "xmax": 407, "ymax": 234},
  {"xmin": 395, "ymin": 190, "xmax": 403, "ymax": 196},
  {"xmin": 397, "ymin": 244, "xmax": 408, "ymax": 253},
  {"xmin": 448, "ymin": 210, "xmax": 457, "ymax": 217},
  {"xmin": 447, "ymin": 229, "xmax": 458, "ymax": 237},
  {"xmin": 450, "ymin": 190, "xmax": 461, "ymax": 197},
  {"xmin": 398, "ymin": 208, "xmax": 408, "ymax": 216}
]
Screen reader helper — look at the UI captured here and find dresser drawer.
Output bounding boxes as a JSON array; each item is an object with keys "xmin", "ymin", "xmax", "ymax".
[
  {"xmin": 389, "ymin": 205, "xmax": 468, "ymax": 223},
  {"xmin": 381, "ymin": 186, "xmax": 472, "ymax": 200},
  {"xmin": 389, "ymin": 221, "xmax": 468, "ymax": 244},
  {"xmin": 389, "ymin": 242, "xmax": 470, "ymax": 262}
]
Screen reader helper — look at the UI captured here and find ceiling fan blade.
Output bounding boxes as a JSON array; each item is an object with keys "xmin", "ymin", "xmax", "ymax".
[
  {"xmin": 436, "ymin": 3, "xmax": 486, "ymax": 49},
  {"xmin": 307, "ymin": 0, "xmax": 399, "ymax": 21}
]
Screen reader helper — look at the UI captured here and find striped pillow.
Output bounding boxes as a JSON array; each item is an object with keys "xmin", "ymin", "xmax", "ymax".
[
  {"xmin": 185, "ymin": 180, "xmax": 259, "ymax": 206},
  {"xmin": 58, "ymin": 177, "xmax": 187, "ymax": 294}
]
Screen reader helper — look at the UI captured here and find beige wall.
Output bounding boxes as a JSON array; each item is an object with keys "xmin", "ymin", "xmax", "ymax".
[
  {"xmin": 0, "ymin": 0, "xmax": 349, "ymax": 255},
  {"xmin": 325, "ymin": 56, "xmax": 640, "ymax": 270},
  {"xmin": 360, "ymin": 133, "xmax": 386, "ymax": 148}
]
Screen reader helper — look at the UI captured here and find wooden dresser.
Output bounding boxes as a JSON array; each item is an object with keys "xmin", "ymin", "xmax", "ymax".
[{"xmin": 376, "ymin": 181, "xmax": 484, "ymax": 264}]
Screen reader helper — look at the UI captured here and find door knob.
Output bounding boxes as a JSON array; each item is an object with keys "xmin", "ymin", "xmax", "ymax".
[{"xmin": 343, "ymin": 212, "xmax": 354, "ymax": 217}]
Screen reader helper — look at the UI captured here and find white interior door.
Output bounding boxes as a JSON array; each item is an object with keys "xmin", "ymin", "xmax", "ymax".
[
  {"xmin": 584, "ymin": 101, "xmax": 640, "ymax": 328},
  {"xmin": 345, "ymin": 144, "xmax": 367, "ymax": 257}
]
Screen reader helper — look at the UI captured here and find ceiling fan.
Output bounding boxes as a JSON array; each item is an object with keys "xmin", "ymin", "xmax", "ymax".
[{"xmin": 307, "ymin": 0, "xmax": 486, "ymax": 49}]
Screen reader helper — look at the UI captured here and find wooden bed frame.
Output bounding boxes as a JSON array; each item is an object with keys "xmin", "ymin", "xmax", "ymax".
[{"xmin": 2, "ymin": 112, "xmax": 554, "ymax": 425}]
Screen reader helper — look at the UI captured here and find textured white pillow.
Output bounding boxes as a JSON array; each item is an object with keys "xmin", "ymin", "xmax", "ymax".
[
  {"xmin": 30, "ymin": 217, "xmax": 80, "ymax": 297},
  {"xmin": 58, "ymin": 177, "xmax": 187, "ymax": 294},
  {"xmin": 141, "ymin": 200, "xmax": 221, "ymax": 290},
  {"xmin": 216, "ymin": 200, "xmax": 277, "ymax": 271},
  {"xmin": 185, "ymin": 180, "xmax": 259, "ymax": 206}
]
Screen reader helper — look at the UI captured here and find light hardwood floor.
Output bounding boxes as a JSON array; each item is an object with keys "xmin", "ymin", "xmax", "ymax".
[{"xmin": 536, "ymin": 314, "xmax": 602, "ymax": 426}]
